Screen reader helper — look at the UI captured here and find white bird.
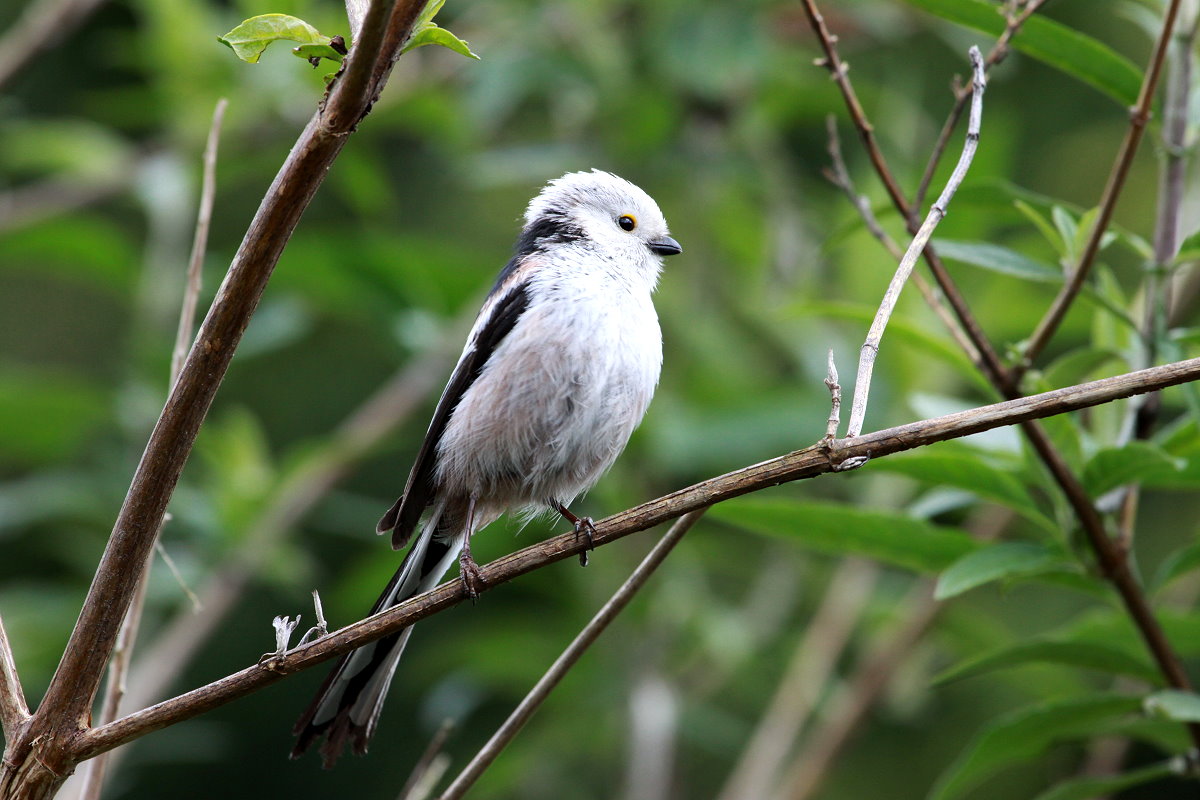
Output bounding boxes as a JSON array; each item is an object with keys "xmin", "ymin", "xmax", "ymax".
[{"xmin": 292, "ymin": 169, "xmax": 681, "ymax": 766}]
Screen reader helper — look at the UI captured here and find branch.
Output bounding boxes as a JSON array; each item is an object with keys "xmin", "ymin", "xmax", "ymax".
[
  {"xmin": 716, "ymin": 559, "xmax": 879, "ymax": 800},
  {"xmin": 0, "ymin": 0, "xmax": 428, "ymax": 794},
  {"xmin": 68, "ymin": 356, "xmax": 1200, "ymax": 762},
  {"xmin": 0, "ymin": 0, "xmax": 107, "ymax": 91},
  {"xmin": 846, "ymin": 47, "xmax": 985, "ymax": 437},
  {"xmin": 1015, "ymin": 0, "xmax": 1186, "ymax": 378},
  {"xmin": 437, "ymin": 509, "xmax": 706, "ymax": 800},
  {"xmin": 910, "ymin": 0, "xmax": 1051, "ymax": 218},
  {"xmin": 822, "ymin": 118, "xmax": 981, "ymax": 364},
  {"xmin": 0, "ymin": 613, "xmax": 29, "ymax": 739},
  {"xmin": 74, "ymin": 96, "xmax": 229, "ymax": 800},
  {"xmin": 801, "ymin": 0, "xmax": 1012, "ymax": 393}
]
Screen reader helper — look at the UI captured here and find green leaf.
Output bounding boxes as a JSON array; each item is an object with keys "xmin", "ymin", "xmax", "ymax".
[
  {"xmin": 403, "ymin": 24, "xmax": 479, "ymax": 59},
  {"xmin": 935, "ymin": 542, "xmax": 1068, "ymax": 600},
  {"xmin": 1041, "ymin": 346, "xmax": 1123, "ymax": 389},
  {"xmin": 1144, "ymin": 689, "xmax": 1200, "ymax": 722},
  {"xmin": 401, "ymin": 0, "xmax": 479, "ymax": 59},
  {"xmin": 1030, "ymin": 761, "xmax": 1182, "ymax": 800},
  {"xmin": 933, "ymin": 640, "xmax": 1161, "ymax": 686},
  {"xmin": 901, "ymin": 0, "xmax": 1142, "ymax": 107},
  {"xmin": 218, "ymin": 14, "xmax": 335, "ymax": 64},
  {"xmin": 1174, "ymin": 228, "xmax": 1200, "ymax": 265},
  {"xmin": 864, "ymin": 446, "xmax": 1056, "ymax": 534},
  {"xmin": 1013, "ymin": 199, "xmax": 1067, "ymax": 257},
  {"xmin": 708, "ymin": 498, "xmax": 976, "ymax": 573},
  {"xmin": 1154, "ymin": 541, "xmax": 1200, "ymax": 591},
  {"xmin": 1052, "ymin": 206, "xmax": 1078, "ymax": 262},
  {"xmin": 932, "ymin": 240, "xmax": 1061, "ymax": 283},
  {"xmin": 1081, "ymin": 441, "xmax": 1184, "ymax": 497},
  {"xmin": 291, "ymin": 43, "xmax": 344, "ymax": 64},
  {"xmin": 929, "ymin": 694, "xmax": 1143, "ymax": 800}
]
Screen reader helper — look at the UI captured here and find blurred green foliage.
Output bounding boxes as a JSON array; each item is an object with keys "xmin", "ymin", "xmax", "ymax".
[{"xmin": 2, "ymin": 0, "xmax": 1200, "ymax": 798}]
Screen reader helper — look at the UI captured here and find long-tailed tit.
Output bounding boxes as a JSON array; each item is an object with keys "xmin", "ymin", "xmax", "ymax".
[{"xmin": 292, "ymin": 169, "xmax": 681, "ymax": 766}]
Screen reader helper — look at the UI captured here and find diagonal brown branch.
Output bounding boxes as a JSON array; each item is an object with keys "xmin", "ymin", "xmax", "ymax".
[
  {"xmin": 0, "ymin": 1, "xmax": 427, "ymax": 796},
  {"xmin": 67, "ymin": 355, "xmax": 1200, "ymax": 763},
  {"xmin": 1015, "ymin": 0, "xmax": 1186, "ymax": 379}
]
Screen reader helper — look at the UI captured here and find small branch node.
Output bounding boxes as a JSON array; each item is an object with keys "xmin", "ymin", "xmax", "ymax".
[
  {"xmin": 297, "ymin": 591, "xmax": 329, "ymax": 647},
  {"xmin": 823, "ymin": 349, "xmax": 842, "ymax": 442}
]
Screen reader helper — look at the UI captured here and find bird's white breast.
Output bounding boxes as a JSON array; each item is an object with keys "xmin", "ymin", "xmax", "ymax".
[{"xmin": 434, "ymin": 252, "xmax": 662, "ymax": 507}]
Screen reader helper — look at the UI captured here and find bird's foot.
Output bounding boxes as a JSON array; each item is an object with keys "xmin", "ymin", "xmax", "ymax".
[
  {"xmin": 459, "ymin": 546, "xmax": 486, "ymax": 601},
  {"xmin": 549, "ymin": 499, "xmax": 596, "ymax": 567}
]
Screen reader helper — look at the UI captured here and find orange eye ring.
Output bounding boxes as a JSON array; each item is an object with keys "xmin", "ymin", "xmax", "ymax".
[{"xmin": 617, "ymin": 214, "xmax": 637, "ymax": 231}]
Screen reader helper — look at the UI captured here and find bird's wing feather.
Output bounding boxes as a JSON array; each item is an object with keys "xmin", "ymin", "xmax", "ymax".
[{"xmin": 377, "ymin": 263, "xmax": 535, "ymax": 548}]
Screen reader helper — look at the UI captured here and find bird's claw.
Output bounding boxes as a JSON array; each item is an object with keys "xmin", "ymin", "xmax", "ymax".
[
  {"xmin": 459, "ymin": 554, "xmax": 486, "ymax": 602},
  {"xmin": 573, "ymin": 516, "xmax": 596, "ymax": 567}
]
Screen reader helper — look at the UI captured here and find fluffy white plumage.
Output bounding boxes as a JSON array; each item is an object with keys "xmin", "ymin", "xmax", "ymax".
[{"xmin": 292, "ymin": 169, "xmax": 680, "ymax": 766}]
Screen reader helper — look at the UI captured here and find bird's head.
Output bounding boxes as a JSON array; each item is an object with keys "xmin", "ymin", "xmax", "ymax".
[{"xmin": 518, "ymin": 170, "xmax": 681, "ymax": 275}]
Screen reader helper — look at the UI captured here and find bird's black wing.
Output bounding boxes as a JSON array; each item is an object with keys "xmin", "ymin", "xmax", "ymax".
[{"xmin": 377, "ymin": 275, "xmax": 532, "ymax": 548}]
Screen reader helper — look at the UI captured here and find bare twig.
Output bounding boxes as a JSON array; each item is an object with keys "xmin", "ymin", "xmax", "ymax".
[
  {"xmin": 910, "ymin": 0, "xmax": 1052, "ymax": 217},
  {"xmin": 717, "ymin": 559, "xmax": 880, "ymax": 800},
  {"xmin": 823, "ymin": 350, "xmax": 841, "ymax": 440},
  {"xmin": 437, "ymin": 510, "xmax": 707, "ymax": 800},
  {"xmin": 779, "ymin": 580, "xmax": 942, "ymax": 800},
  {"xmin": 73, "ymin": 97, "xmax": 229, "ymax": 800},
  {"xmin": 68, "ymin": 355, "xmax": 1200, "ymax": 763},
  {"xmin": 0, "ymin": 613, "xmax": 29, "ymax": 739},
  {"xmin": 802, "ymin": 0, "xmax": 1011, "ymax": 392},
  {"xmin": 1016, "ymin": 0, "xmax": 1186, "ymax": 378},
  {"xmin": 0, "ymin": 0, "xmax": 107, "ymax": 91},
  {"xmin": 399, "ymin": 720, "xmax": 455, "ymax": 800},
  {"xmin": 822, "ymin": 119, "xmax": 980, "ymax": 364},
  {"xmin": 0, "ymin": 1, "xmax": 430, "ymax": 795},
  {"xmin": 846, "ymin": 48, "xmax": 986, "ymax": 437}
]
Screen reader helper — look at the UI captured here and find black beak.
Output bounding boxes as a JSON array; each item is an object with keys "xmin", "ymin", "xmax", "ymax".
[{"xmin": 648, "ymin": 236, "xmax": 682, "ymax": 256}]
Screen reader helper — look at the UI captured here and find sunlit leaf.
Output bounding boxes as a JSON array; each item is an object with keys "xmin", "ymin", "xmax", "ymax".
[
  {"xmin": 930, "ymin": 694, "xmax": 1143, "ymax": 800},
  {"xmin": 933, "ymin": 640, "xmax": 1161, "ymax": 686},
  {"xmin": 935, "ymin": 542, "xmax": 1068, "ymax": 599},
  {"xmin": 218, "ymin": 14, "xmax": 336, "ymax": 64},
  {"xmin": 708, "ymin": 498, "xmax": 976, "ymax": 573},
  {"xmin": 1144, "ymin": 689, "xmax": 1200, "ymax": 722},
  {"xmin": 932, "ymin": 239, "xmax": 1061, "ymax": 283},
  {"xmin": 401, "ymin": 0, "xmax": 479, "ymax": 59},
  {"xmin": 901, "ymin": 0, "xmax": 1142, "ymax": 106}
]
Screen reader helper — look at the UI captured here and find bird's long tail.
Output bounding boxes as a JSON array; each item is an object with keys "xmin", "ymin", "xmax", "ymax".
[{"xmin": 291, "ymin": 505, "xmax": 463, "ymax": 767}]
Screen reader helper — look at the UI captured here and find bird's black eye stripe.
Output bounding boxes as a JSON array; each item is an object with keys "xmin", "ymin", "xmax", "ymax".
[{"xmin": 617, "ymin": 214, "xmax": 637, "ymax": 231}]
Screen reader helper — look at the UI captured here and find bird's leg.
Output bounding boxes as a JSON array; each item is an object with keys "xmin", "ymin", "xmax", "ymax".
[
  {"xmin": 549, "ymin": 499, "xmax": 596, "ymax": 567},
  {"xmin": 459, "ymin": 494, "xmax": 486, "ymax": 600}
]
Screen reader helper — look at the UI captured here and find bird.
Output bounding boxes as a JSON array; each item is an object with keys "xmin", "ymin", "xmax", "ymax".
[{"xmin": 291, "ymin": 169, "xmax": 681, "ymax": 767}]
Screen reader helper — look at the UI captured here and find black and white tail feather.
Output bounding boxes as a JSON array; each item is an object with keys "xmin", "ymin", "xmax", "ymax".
[{"xmin": 291, "ymin": 170, "xmax": 681, "ymax": 767}]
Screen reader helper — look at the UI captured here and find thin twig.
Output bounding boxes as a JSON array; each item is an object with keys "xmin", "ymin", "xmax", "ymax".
[
  {"xmin": 0, "ymin": 0, "xmax": 107, "ymax": 91},
  {"xmin": 823, "ymin": 350, "xmax": 841, "ymax": 440},
  {"xmin": 910, "ymin": 0, "xmax": 1052, "ymax": 218},
  {"xmin": 716, "ymin": 559, "xmax": 880, "ymax": 800},
  {"xmin": 822, "ymin": 119, "xmax": 980, "ymax": 364},
  {"xmin": 68, "ymin": 355, "xmax": 1200, "ymax": 762},
  {"xmin": 437, "ymin": 510, "xmax": 707, "ymax": 800},
  {"xmin": 778, "ymin": 580, "xmax": 942, "ymax": 800},
  {"xmin": 74, "ymin": 97, "xmax": 228, "ymax": 800},
  {"xmin": 802, "ymin": 0, "xmax": 1012, "ymax": 393},
  {"xmin": 399, "ymin": 720, "xmax": 455, "ymax": 800},
  {"xmin": 0, "ymin": 613, "xmax": 29, "ymax": 738},
  {"xmin": 0, "ymin": 0, "xmax": 429, "ymax": 794},
  {"xmin": 846, "ymin": 48, "xmax": 986, "ymax": 437},
  {"xmin": 1016, "ymin": 0, "xmax": 1186, "ymax": 378}
]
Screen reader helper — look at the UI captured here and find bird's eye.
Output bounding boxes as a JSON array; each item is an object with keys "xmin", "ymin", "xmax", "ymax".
[{"xmin": 617, "ymin": 214, "xmax": 637, "ymax": 232}]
